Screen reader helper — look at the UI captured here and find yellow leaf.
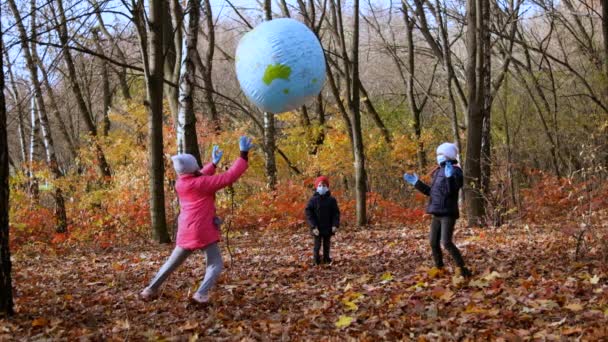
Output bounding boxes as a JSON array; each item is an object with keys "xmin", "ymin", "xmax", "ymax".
[
  {"xmin": 483, "ymin": 271, "xmax": 502, "ymax": 281},
  {"xmin": 63, "ymin": 294, "xmax": 73, "ymax": 301},
  {"xmin": 32, "ymin": 318, "xmax": 49, "ymax": 327},
  {"xmin": 335, "ymin": 315, "xmax": 354, "ymax": 329},
  {"xmin": 564, "ymin": 303, "xmax": 584, "ymax": 312},
  {"xmin": 427, "ymin": 267, "xmax": 442, "ymax": 279},
  {"xmin": 464, "ymin": 305, "xmax": 487, "ymax": 314},
  {"xmin": 342, "ymin": 299, "xmax": 358, "ymax": 311},
  {"xmin": 589, "ymin": 274, "xmax": 600, "ymax": 285},
  {"xmin": 381, "ymin": 272, "xmax": 393, "ymax": 283}
]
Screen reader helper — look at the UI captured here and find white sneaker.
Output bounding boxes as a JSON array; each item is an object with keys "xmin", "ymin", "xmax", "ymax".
[{"xmin": 191, "ymin": 293, "xmax": 210, "ymax": 304}]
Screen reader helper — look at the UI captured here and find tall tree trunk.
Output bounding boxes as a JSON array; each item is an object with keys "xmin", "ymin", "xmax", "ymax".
[
  {"xmin": 350, "ymin": 0, "xmax": 367, "ymax": 226},
  {"xmin": 464, "ymin": 0, "xmax": 487, "ymax": 226},
  {"xmin": 480, "ymin": 0, "xmax": 492, "ymax": 206},
  {"xmin": 403, "ymin": 7, "xmax": 426, "ymax": 170},
  {"xmin": 201, "ymin": 0, "xmax": 220, "ymax": 131},
  {"xmin": 29, "ymin": 96, "xmax": 42, "ymax": 178},
  {"xmin": 92, "ymin": 29, "xmax": 111, "ymax": 137},
  {"xmin": 176, "ymin": 0, "xmax": 201, "ymax": 164},
  {"xmin": 54, "ymin": 0, "xmax": 111, "ymax": 177},
  {"xmin": 262, "ymin": 0, "xmax": 278, "ymax": 189},
  {"xmin": 166, "ymin": 0, "xmax": 182, "ymax": 123},
  {"xmin": 0, "ymin": 13, "xmax": 15, "ymax": 316},
  {"xmin": 601, "ymin": 0, "xmax": 608, "ymax": 95},
  {"xmin": 147, "ymin": 0, "xmax": 171, "ymax": 243}
]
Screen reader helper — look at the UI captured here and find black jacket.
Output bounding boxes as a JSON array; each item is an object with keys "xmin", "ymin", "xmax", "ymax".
[
  {"xmin": 305, "ymin": 191, "xmax": 340, "ymax": 236},
  {"xmin": 414, "ymin": 164, "xmax": 463, "ymax": 218}
]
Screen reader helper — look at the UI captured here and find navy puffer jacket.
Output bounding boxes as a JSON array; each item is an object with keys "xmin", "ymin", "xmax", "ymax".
[
  {"xmin": 305, "ymin": 191, "xmax": 340, "ymax": 236},
  {"xmin": 414, "ymin": 163, "xmax": 463, "ymax": 218}
]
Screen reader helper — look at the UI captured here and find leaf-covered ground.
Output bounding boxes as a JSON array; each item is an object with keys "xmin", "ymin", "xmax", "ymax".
[{"xmin": 2, "ymin": 221, "xmax": 608, "ymax": 341}]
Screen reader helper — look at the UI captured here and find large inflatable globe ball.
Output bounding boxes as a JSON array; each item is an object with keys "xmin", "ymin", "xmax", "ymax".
[{"xmin": 235, "ymin": 18, "xmax": 326, "ymax": 114}]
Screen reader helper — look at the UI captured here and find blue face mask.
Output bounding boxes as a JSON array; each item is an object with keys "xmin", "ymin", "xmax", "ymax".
[
  {"xmin": 317, "ymin": 186, "xmax": 328, "ymax": 195},
  {"xmin": 437, "ymin": 155, "xmax": 448, "ymax": 165}
]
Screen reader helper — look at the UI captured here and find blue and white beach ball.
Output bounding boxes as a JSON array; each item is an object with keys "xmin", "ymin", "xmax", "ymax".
[{"xmin": 235, "ymin": 18, "xmax": 326, "ymax": 113}]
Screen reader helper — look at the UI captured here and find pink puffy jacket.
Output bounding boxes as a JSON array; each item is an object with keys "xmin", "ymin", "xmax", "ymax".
[{"xmin": 175, "ymin": 157, "xmax": 248, "ymax": 250}]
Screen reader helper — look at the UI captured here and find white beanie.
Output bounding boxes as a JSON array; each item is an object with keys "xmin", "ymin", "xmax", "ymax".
[
  {"xmin": 436, "ymin": 142, "xmax": 459, "ymax": 161},
  {"xmin": 171, "ymin": 154, "xmax": 199, "ymax": 175}
]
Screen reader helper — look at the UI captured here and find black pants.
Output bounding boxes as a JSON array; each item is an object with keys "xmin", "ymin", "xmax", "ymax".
[
  {"xmin": 430, "ymin": 216, "xmax": 466, "ymax": 268},
  {"xmin": 313, "ymin": 235, "xmax": 331, "ymax": 263}
]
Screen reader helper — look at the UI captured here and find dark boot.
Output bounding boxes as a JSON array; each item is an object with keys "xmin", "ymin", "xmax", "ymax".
[{"xmin": 460, "ymin": 267, "xmax": 472, "ymax": 278}]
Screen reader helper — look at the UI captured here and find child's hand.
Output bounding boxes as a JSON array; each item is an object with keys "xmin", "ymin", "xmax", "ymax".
[
  {"xmin": 211, "ymin": 145, "xmax": 223, "ymax": 165},
  {"xmin": 239, "ymin": 136, "xmax": 254, "ymax": 152},
  {"xmin": 403, "ymin": 173, "xmax": 418, "ymax": 185},
  {"xmin": 332, "ymin": 227, "xmax": 337, "ymax": 233},
  {"xmin": 312, "ymin": 228, "xmax": 319, "ymax": 236}
]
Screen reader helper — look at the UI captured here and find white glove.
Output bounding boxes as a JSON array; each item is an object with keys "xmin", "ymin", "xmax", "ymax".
[
  {"xmin": 312, "ymin": 228, "xmax": 319, "ymax": 236},
  {"xmin": 332, "ymin": 227, "xmax": 337, "ymax": 233}
]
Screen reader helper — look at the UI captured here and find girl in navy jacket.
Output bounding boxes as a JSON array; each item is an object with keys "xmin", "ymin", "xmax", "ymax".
[{"xmin": 404, "ymin": 143, "xmax": 472, "ymax": 277}]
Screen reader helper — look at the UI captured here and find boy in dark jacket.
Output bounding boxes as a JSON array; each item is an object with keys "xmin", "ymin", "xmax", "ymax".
[
  {"xmin": 403, "ymin": 143, "xmax": 472, "ymax": 277},
  {"xmin": 305, "ymin": 176, "xmax": 340, "ymax": 265}
]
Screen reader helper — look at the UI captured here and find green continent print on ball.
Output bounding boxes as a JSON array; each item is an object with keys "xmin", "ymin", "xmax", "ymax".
[{"xmin": 235, "ymin": 18, "xmax": 326, "ymax": 114}]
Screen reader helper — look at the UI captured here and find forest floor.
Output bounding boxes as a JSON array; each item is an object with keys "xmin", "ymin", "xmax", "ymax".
[{"xmin": 1, "ymin": 220, "xmax": 607, "ymax": 341}]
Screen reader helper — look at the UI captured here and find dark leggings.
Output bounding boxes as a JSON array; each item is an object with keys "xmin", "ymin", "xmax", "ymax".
[
  {"xmin": 430, "ymin": 216, "xmax": 466, "ymax": 268},
  {"xmin": 313, "ymin": 235, "xmax": 331, "ymax": 263}
]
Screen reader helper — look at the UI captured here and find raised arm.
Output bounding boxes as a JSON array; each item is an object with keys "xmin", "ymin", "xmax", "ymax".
[{"xmin": 194, "ymin": 154, "xmax": 248, "ymax": 194}]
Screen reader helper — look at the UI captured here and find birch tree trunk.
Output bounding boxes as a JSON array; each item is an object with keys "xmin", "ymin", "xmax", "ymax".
[{"xmin": 176, "ymin": 0, "xmax": 201, "ymax": 164}]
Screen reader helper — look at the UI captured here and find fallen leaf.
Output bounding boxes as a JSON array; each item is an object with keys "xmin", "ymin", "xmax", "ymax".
[
  {"xmin": 589, "ymin": 274, "xmax": 600, "ymax": 285},
  {"xmin": 562, "ymin": 327, "xmax": 582, "ymax": 336},
  {"xmin": 335, "ymin": 315, "xmax": 354, "ymax": 329},
  {"xmin": 564, "ymin": 303, "xmax": 584, "ymax": 312},
  {"xmin": 380, "ymin": 272, "xmax": 393, "ymax": 283},
  {"xmin": 427, "ymin": 267, "xmax": 442, "ymax": 278},
  {"xmin": 549, "ymin": 317, "xmax": 566, "ymax": 327},
  {"xmin": 31, "ymin": 318, "xmax": 49, "ymax": 328}
]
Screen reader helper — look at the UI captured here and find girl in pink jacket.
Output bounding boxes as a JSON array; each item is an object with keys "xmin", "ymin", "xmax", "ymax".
[{"xmin": 141, "ymin": 136, "xmax": 253, "ymax": 304}]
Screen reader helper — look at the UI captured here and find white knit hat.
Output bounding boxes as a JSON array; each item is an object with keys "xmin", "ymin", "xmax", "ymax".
[
  {"xmin": 436, "ymin": 142, "xmax": 459, "ymax": 161},
  {"xmin": 171, "ymin": 154, "xmax": 199, "ymax": 175}
]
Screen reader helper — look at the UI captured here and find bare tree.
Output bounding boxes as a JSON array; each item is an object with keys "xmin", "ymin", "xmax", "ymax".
[
  {"xmin": 89, "ymin": 0, "xmax": 132, "ymax": 100},
  {"xmin": 9, "ymin": 0, "xmax": 68, "ymax": 232},
  {"xmin": 53, "ymin": 0, "xmax": 111, "ymax": 177}
]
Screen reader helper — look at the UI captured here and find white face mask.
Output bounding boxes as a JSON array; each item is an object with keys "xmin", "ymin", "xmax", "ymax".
[
  {"xmin": 437, "ymin": 155, "xmax": 448, "ymax": 165},
  {"xmin": 316, "ymin": 186, "xmax": 328, "ymax": 195}
]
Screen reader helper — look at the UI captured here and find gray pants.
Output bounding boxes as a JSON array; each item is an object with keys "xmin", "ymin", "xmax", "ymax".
[{"xmin": 147, "ymin": 242, "xmax": 223, "ymax": 296}]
